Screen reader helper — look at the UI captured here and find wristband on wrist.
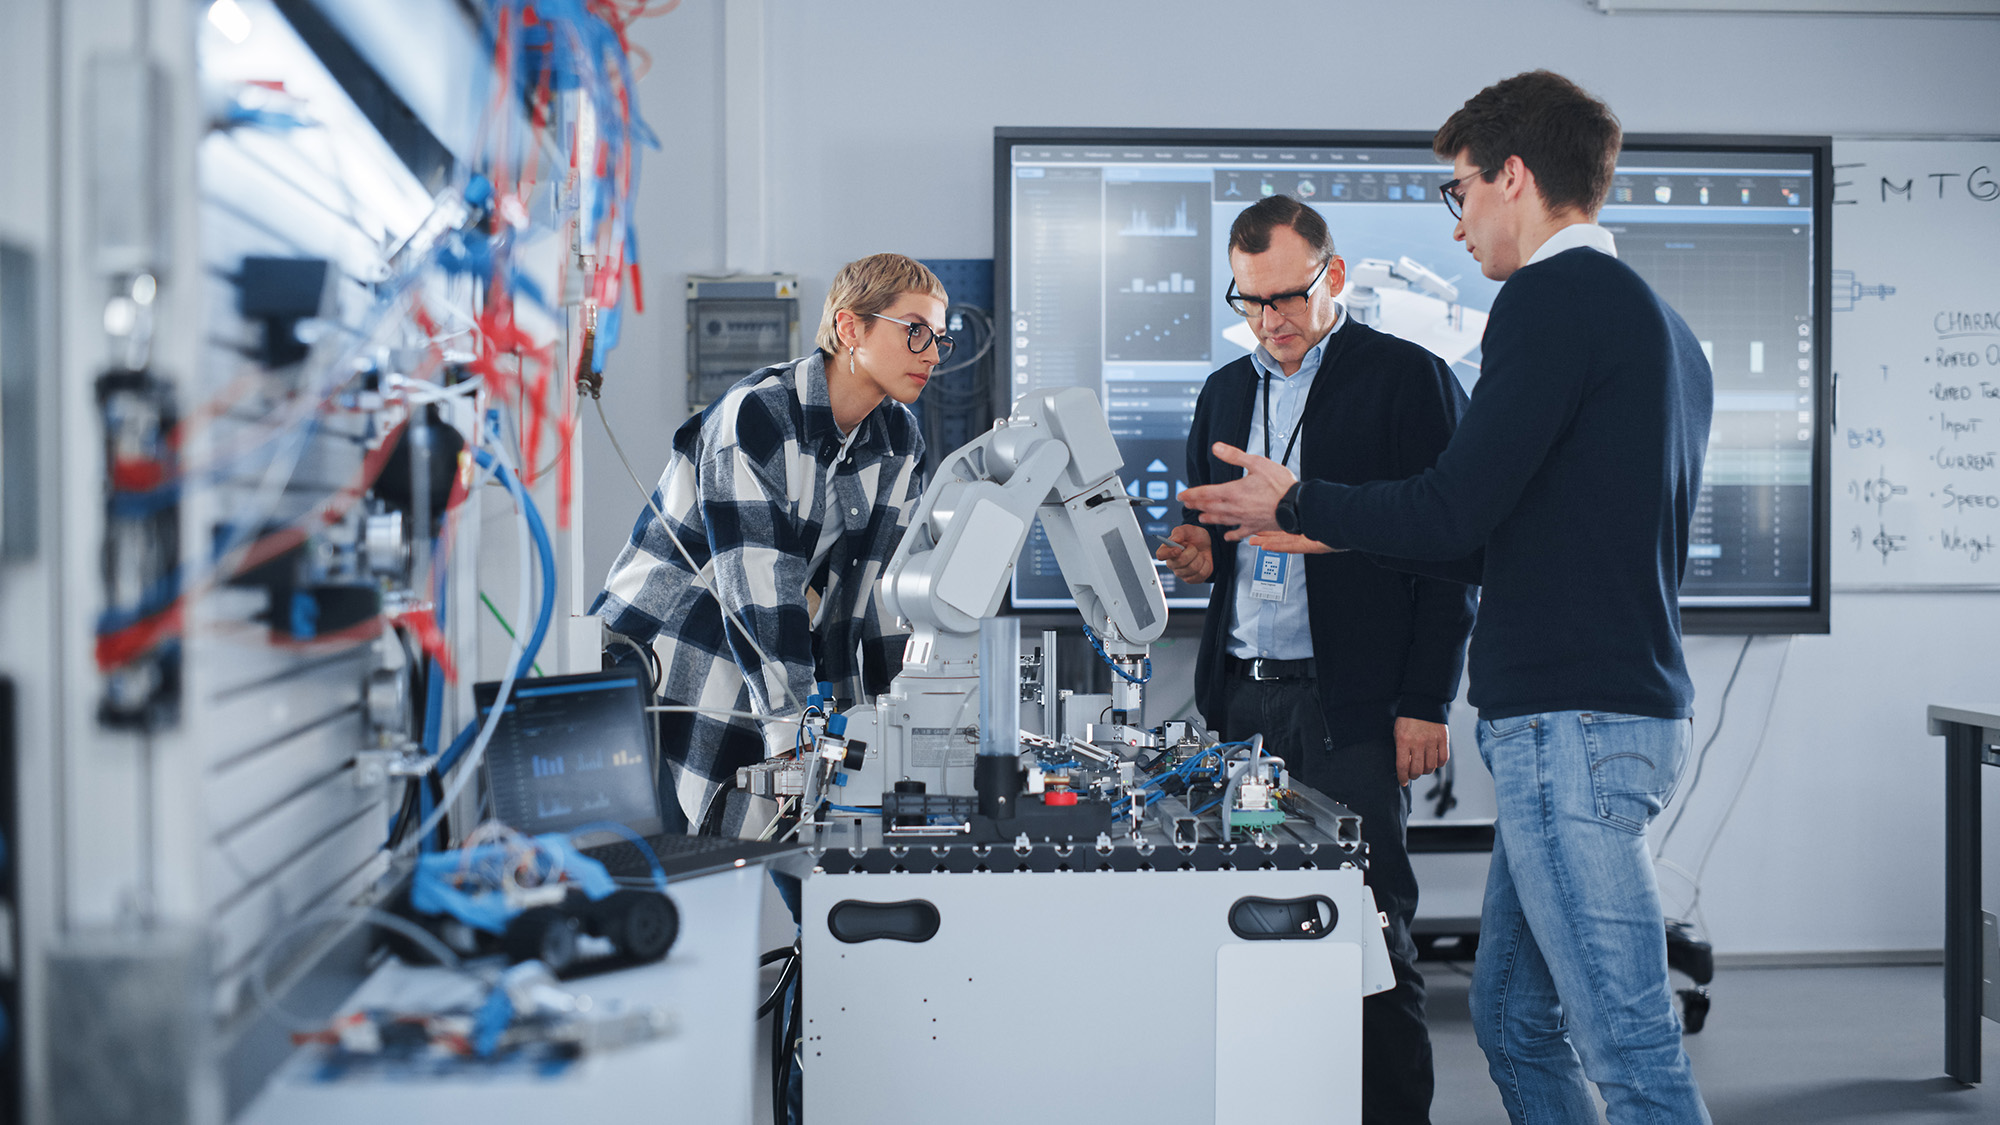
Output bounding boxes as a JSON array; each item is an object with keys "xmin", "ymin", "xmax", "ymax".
[{"xmin": 1274, "ymin": 481, "xmax": 1304, "ymax": 535}]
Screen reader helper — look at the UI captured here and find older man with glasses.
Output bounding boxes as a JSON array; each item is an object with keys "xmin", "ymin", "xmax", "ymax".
[{"xmin": 1156, "ymin": 193, "xmax": 1477, "ymax": 1125}]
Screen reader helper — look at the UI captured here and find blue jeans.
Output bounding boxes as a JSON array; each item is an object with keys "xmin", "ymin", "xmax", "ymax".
[{"xmin": 1472, "ymin": 711, "xmax": 1711, "ymax": 1124}]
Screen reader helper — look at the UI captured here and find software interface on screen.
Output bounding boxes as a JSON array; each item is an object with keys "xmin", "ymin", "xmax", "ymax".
[
  {"xmin": 1005, "ymin": 139, "xmax": 1817, "ymax": 612},
  {"xmin": 479, "ymin": 673, "xmax": 660, "ymax": 836}
]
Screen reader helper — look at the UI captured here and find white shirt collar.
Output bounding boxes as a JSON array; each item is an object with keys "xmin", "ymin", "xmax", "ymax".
[{"xmin": 1526, "ymin": 222, "xmax": 1618, "ymax": 266}]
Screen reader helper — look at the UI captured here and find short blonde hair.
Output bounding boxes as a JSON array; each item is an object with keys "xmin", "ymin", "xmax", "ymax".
[{"xmin": 814, "ymin": 253, "xmax": 949, "ymax": 354}]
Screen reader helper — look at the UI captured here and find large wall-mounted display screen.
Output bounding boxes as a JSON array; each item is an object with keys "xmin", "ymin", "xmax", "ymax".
[{"xmin": 996, "ymin": 128, "xmax": 1831, "ymax": 634}]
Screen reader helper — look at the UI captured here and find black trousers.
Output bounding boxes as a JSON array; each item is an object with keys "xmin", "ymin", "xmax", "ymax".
[{"xmin": 1220, "ymin": 674, "xmax": 1434, "ymax": 1125}]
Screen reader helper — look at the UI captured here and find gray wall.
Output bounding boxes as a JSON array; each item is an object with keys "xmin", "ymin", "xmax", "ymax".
[{"xmin": 583, "ymin": 0, "xmax": 2000, "ymax": 954}]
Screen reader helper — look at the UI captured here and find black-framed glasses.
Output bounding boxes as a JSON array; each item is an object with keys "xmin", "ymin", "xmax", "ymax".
[
  {"xmin": 1224, "ymin": 259, "xmax": 1331, "ymax": 318},
  {"xmin": 1440, "ymin": 168, "xmax": 1496, "ymax": 219},
  {"xmin": 870, "ymin": 313, "xmax": 955, "ymax": 362}
]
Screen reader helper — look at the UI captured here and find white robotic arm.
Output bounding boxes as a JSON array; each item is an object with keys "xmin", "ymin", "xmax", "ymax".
[
  {"xmin": 1346, "ymin": 255, "xmax": 1460, "ymax": 327},
  {"xmin": 761, "ymin": 389, "xmax": 1168, "ymax": 816},
  {"xmin": 881, "ymin": 386, "xmax": 1168, "ymax": 658}
]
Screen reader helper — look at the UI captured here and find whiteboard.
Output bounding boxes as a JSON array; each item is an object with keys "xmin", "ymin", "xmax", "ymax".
[{"xmin": 1830, "ymin": 138, "xmax": 2000, "ymax": 589}]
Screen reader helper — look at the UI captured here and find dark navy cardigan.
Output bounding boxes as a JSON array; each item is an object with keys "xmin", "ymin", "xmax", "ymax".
[{"xmin": 1183, "ymin": 318, "xmax": 1478, "ymax": 749}]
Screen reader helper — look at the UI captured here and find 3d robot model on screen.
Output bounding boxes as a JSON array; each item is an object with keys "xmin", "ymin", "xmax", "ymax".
[{"xmin": 1223, "ymin": 254, "xmax": 1483, "ymax": 372}]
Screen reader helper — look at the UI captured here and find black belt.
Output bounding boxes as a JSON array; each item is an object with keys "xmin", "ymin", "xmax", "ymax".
[{"xmin": 1225, "ymin": 655, "xmax": 1317, "ymax": 682}]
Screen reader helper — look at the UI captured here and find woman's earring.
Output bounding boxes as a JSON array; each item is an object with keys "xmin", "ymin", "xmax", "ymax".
[{"xmin": 848, "ymin": 345, "xmax": 855, "ymax": 376}]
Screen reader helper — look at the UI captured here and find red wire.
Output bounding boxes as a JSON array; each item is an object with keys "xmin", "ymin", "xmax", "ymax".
[
  {"xmin": 95, "ymin": 422, "xmax": 411, "ymax": 672},
  {"xmin": 555, "ymin": 378, "xmax": 578, "ymax": 530},
  {"xmin": 94, "ymin": 602, "xmax": 185, "ymax": 671},
  {"xmin": 264, "ymin": 615, "xmax": 386, "ymax": 653},
  {"xmin": 99, "ymin": 3, "xmax": 656, "ymax": 675},
  {"xmin": 391, "ymin": 604, "xmax": 457, "ymax": 684}
]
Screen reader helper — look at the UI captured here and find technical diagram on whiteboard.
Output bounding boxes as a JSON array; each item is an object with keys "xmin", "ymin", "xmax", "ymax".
[
  {"xmin": 1831, "ymin": 269, "xmax": 1896, "ymax": 313},
  {"xmin": 1853, "ymin": 523, "xmax": 1908, "ymax": 563},
  {"xmin": 1847, "ymin": 467, "xmax": 1908, "ymax": 514}
]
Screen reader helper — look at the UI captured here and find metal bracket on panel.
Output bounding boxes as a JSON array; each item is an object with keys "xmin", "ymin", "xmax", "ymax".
[
  {"xmin": 1150, "ymin": 791, "xmax": 1200, "ymax": 847},
  {"xmin": 1, "ymin": 243, "xmax": 37, "ymax": 560},
  {"xmin": 1984, "ymin": 910, "xmax": 1998, "ymax": 1024},
  {"xmin": 738, "ymin": 756, "xmax": 807, "ymax": 798}
]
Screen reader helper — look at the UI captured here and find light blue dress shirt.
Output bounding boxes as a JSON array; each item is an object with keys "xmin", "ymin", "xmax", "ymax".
[{"xmin": 1227, "ymin": 307, "xmax": 1345, "ymax": 659}]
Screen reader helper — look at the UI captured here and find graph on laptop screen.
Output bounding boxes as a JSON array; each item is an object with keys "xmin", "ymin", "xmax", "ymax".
[
  {"xmin": 478, "ymin": 671, "xmax": 660, "ymax": 837},
  {"xmin": 997, "ymin": 129, "xmax": 1831, "ymax": 634}
]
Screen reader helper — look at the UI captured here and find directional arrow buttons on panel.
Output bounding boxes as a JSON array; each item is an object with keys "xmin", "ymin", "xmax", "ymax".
[
  {"xmin": 1147, "ymin": 506, "xmax": 1170, "ymax": 520},
  {"xmin": 1147, "ymin": 459, "xmax": 1170, "ymax": 473}
]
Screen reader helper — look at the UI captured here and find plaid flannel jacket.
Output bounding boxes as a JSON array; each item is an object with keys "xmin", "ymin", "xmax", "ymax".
[{"xmin": 593, "ymin": 351, "xmax": 924, "ymax": 827}]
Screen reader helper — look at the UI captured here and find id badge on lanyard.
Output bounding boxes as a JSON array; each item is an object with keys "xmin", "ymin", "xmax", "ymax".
[
  {"xmin": 1249, "ymin": 369, "xmax": 1306, "ymax": 603},
  {"xmin": 1249, "ymin": 547, "xmax": 1289, "ymax": 601}
]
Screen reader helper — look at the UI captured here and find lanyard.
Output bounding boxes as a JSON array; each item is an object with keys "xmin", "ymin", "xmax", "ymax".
[{"xmin": 1261, "ymin": 368, "xmax": 1309, "ymax": 470}]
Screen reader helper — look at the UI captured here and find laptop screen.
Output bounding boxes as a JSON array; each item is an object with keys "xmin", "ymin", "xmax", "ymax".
[{"xmin": 475, "ymin": 667, "xmax": 664, "ymax": 838}]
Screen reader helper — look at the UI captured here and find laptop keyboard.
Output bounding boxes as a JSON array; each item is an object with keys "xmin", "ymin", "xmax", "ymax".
[{"xmin": 581, "ymin": 834, "xmax": 795, "ymax": 879}]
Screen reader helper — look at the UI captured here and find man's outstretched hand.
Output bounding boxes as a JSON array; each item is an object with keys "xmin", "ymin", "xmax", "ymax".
[
  {"xmin": 1246, "ymin": 531, "xmax": 1336, "ymax": 555},
  {"xmin": 1178, "ymin": 442, "xmax": 1296, "ymax": 540}
]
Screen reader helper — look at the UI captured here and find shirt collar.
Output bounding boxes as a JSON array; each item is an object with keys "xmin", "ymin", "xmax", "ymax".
[
  {"xmin": 1526, "ymin": 222, "xmax": 1618, "ymax": 266},
  {"xmin": 799, "ymin": 350, "xmax": 882, "ymax": 454},
  {"xmin": 1251, "ymin": 302, "xmax": 1346, "ymax": 382}
]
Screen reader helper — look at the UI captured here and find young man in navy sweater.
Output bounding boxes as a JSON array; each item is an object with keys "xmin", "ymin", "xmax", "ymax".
[{"xmin": 1181, "ymin": 71, "xmax": 1715, "ymax": 1124}]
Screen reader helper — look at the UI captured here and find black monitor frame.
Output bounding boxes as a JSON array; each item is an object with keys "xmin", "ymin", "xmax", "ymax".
[
  {"xmin": 993, "ymin": 126, "xmax": 1833, "ymax": 637},
  {"xmin": 474, "ymin": 664, "xmax": 665, "ymax": 838}
]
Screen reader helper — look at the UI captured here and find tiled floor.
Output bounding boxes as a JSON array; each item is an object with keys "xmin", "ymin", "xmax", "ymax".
[{"xmin": 1426, "ymin": 961, "xmax": 2000, "ymax": 1124}]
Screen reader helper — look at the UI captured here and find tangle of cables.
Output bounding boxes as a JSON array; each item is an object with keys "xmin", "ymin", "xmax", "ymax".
[{"xmin": 96, "ymin": 1, "xmax": 660, "ymax": 693}]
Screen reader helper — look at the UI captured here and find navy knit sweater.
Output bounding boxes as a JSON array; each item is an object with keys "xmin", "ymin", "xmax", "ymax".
[{"xmin": 1295, "ymin": 247, "xmax": 1714, "ymax": 720}]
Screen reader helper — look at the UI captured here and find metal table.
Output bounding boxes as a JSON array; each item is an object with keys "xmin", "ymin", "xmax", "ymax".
[
  {"xmin": 237, "ymin": 863, "xmax": 770, "ymax": 1123},
  {"xmin": 1925, "ymin": 703, "xmax": 2000, "ymax": 1085}
]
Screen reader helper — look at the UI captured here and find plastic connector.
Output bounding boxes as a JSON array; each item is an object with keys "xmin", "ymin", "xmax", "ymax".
[{"xmin": 353, "ymin": 749, "xmax": 435, "ymax": 788}]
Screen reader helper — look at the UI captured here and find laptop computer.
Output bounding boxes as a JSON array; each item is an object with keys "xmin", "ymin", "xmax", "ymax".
[{"xmin": 475, "ymin": 666, "xmax": 800, "ymax": 880}]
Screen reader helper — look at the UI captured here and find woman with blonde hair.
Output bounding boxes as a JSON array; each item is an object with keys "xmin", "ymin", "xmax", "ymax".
[{"xmin": 594, "ymin": 253, "xmax": 951, "ymax": 833}]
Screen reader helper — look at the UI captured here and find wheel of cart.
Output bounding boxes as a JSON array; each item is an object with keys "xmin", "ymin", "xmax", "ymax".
[
  {"xmin": 503, "ymin": 906, "xmax": 580, "ymax": 972},
  {"xmin": 600, "ymin": 890, "xmax": 680, "ymax": 962}
]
